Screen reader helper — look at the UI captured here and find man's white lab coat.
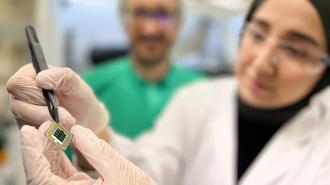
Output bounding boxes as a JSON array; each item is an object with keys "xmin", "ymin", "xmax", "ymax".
[{"xmin": 111, "ymin": 78, "xmax": 330, "ymax": 185}]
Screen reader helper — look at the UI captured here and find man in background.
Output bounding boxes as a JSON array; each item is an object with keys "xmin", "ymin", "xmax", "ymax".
[{"xmin": 83, "ymin": 0, "xmax": 203, "ymax": 139}]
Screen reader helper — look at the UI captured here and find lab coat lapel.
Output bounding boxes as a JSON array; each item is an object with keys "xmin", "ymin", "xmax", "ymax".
[
  {"xmin": 239, "ymin": 97, "xmax": 323, "ymax": 185},
  {"xmin": 207, "ymin": 81, "xmax": 237, "ymax": 185}
]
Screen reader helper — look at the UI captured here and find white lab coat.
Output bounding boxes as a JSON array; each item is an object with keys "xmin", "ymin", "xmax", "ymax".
[{"xmin": 111, "ymin": 77, "xmax": 330, "ymax": 185}]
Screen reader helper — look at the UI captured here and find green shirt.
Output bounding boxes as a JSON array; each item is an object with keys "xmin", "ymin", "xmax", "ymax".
[{"xmin": 83, "ymin": 57, "xmax": 203, "ymax": 138}]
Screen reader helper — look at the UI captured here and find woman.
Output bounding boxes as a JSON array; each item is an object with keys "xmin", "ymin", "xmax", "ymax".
[{"xmin": 6, "ymin": 0, "xmax": 330, "ymax": 184}]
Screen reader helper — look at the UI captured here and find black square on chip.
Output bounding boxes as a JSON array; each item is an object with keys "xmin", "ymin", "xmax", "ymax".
[{"xmin": 53, "ymin": 128, "xmax": 67, "ymax": 142}]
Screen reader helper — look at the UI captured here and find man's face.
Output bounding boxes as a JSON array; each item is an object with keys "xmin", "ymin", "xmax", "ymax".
[{"xmin": 122, "ymin": 0, "xmax": 181, "ymax": 66}]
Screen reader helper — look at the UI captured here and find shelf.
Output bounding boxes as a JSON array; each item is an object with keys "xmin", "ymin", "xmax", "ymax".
[{"xmin": 184, "ymin": 0, "xmax": 252, "ymax": 18}]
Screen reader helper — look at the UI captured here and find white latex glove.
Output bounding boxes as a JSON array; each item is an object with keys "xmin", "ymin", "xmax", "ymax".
[
  {"xmin": 7, "ymin": 64, "xmax": 109, "ymax": 134},
  {"xmin": 20, "ymin": 121, "xmax": 155, "ymax": 185}
]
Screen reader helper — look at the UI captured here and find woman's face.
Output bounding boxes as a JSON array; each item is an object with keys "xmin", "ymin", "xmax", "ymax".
[{"xmin": 236, "ymin": 0, "xmax": 328, "ymax": 109}]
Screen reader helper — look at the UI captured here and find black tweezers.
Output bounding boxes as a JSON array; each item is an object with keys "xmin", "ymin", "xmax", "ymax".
[{"xmin": 25, "ymin": 25, "xmax": 59, "ymax": 123}]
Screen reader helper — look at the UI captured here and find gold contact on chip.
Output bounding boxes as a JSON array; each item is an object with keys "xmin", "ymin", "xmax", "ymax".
[{"xmin": 46, "ymin": 122, "xmax": 73, "ymax": 150}]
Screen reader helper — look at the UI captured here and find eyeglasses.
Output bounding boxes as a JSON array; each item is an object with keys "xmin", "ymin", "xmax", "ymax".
[
  {"xmin": 241, "ymin": 23, "xmax": 330, "ymax": 73},
  {"xmin": 122, "ymin": 8, "xmax": 179, "ymax": 28}
]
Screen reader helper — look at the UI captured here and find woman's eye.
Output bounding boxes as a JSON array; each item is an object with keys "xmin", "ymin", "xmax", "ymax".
[
  {"xmin": 285, "ymin": 46, "xmax": 308, "ymax": 58},
  {"xmin": 251, "ymin": 30, "xmax": 265, "ymax": 42}
]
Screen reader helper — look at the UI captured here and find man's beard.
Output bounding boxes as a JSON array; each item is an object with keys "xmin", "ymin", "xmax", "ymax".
[
  {"xmin": 131, "ymin": 38, "xmax": 172, "ymax": 68},
  {"xmin": 134, "ymin": 50, "xmax": 169, "ymax": 68}
]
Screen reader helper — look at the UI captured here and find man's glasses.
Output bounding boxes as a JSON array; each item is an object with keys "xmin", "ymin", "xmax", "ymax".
[{"xmin": 122, "ymin": 8, "xmax": 179, "ymax": 28}]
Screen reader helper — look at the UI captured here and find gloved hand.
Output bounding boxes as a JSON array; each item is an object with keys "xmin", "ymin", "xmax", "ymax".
[
  {"xmin": 20, "ymin": 121, "xmax": 154, "ymax": 185},
  {"xmin": 6, "ymin": 64, "xmax": 109, "ymax": 134}
]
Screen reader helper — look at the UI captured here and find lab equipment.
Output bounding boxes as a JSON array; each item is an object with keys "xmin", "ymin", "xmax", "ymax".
[{"xmin": 25, "ymin": 25, "xmax": 72, "ymax": 150}]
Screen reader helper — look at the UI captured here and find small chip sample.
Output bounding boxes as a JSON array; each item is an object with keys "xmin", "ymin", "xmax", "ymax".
[
  {"xmin": 53, "ymin": 128, "xmax": 67, "ymax": 143},
  {"xmin": 46, "ymin": 122, "xmax": 73, "ymax": 150}
]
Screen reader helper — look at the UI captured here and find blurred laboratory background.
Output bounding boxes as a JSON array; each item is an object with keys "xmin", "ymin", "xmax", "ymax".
[{"xmin": 0, "ymin": 0, "xmax": 251, "ymax": 184}]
